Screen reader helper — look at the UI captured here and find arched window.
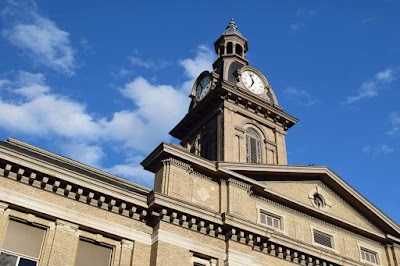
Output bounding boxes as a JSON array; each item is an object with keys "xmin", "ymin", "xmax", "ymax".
[
  {"xmin": 236, "ymin": 44, "xmax": 243, "ymax": 56},
  {"xmin": 246, "ymin": 128, "xmax": 262, "ymax": 163},
  {"xmin": 220, "ymin": 44, "xmax": 225, "ymax": 56},
  {"xmin": 227, "ymin": 42, "xmax": 233, "ymax": 54}
]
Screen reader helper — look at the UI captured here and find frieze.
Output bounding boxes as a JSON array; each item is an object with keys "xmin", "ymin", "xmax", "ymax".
[
  {"xmin": 228, "ymin": 178, "xmax": 252, "ymax": 191},
  {"xmin": 162, "ymin": 158, "xmax": 214, "ymax": 182},
  {"xmin": 0, "ymin": 160, "xmax": 147, "ymax": 222}
]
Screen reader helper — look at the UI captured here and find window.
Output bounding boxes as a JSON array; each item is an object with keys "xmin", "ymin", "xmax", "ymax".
[
  {"xmin": 191, "ymin": 253, "xmax": 216, "ymax": 266},
  {"xmin": 361, "ymin": 248, "xmax": 379, "ymax": 264},
  {"xmin": 75, "ymin": 239, "xmax": 112, "ymax": 266},
  {"xmin": 200, "ymin": 133, "xmax": 217, "ymax": 161},
  {"xmin": 227, "ymin": 42, "xmax": 233, "ymax": 54},
  {"xmin": 313, "ymin": 229, "xmax": 334, "ymax": 249},
  {"xmin": 260, "ymin": 211, "xmax": 282, "ymax": 230},
  {"xmin": 0, "ymin": 220, "xmax": 46, "ymax": 266},
  {"xmin": 235, "ymin": 44, "xmax": 243, "ymax": 56},
  {"xmin": 246, "ymin": 128, "xmax": 262, "ymax": 163},
  {"xmin": 313, "ymin": 194, "xmax": 325, "ymax": 208}
]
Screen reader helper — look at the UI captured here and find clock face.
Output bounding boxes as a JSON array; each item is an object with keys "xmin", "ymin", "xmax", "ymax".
[
  {"xmin": 196, "ymin": 75, "xmax": 212, "ymax": 101},
  {"xmin": 241, "ymin": 70, "xmax": 264, "ymax": 95}
]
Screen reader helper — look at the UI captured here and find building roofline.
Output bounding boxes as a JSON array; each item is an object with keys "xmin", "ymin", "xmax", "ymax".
[{"xmin": 2, "ymin": 138, "xmax": 151, "ymax": 195}]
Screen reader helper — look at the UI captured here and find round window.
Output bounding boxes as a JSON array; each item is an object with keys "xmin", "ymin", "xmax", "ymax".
[{"xmin": 313, "ymin": 194, "xmax": 325, "ymax": 208}]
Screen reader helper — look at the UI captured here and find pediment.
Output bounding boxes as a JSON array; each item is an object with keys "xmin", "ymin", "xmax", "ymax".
[
  {"xmin": 216, "ymin": 162, "xmax": 400, "ymax": 238},
  {"xmin": 262, "ymin": 179, "xmax": 383, "ymax": 235}
]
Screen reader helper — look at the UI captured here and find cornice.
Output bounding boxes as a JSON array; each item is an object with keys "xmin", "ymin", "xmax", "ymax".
[
  {"xmin": 0, "ymin": 158, "xmax": 148, "ymax": 221},
  {"xmin": 0, "ymin": 138, "xmax": 150, "ymax": 195},
  {"xmin": 219, "ymin": 81, "xmax": 298, "ymax": 130}
]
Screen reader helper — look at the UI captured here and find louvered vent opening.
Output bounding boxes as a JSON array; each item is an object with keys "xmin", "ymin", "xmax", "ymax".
[
  {"xmin": 246, "ymin": 129, "xmax": 261, "ymax": 164},
  {"xmin": 250, "ymin": 138, "xmax": 257, "ymax": 163},
  {"xmin": 313, "ymin": 230, "xmax": 333, "ymax": 248}
]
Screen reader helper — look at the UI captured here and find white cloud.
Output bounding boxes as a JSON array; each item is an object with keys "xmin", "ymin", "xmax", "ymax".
[
  {"xmin": 363, "ymin": 145, "xmax": 394, "ymax": 156},
  {"xmin": 60, "ymin": 142, "xmax": 105, "ymax": 167},
  {"xmin": 0, "ymin": 45, "xmax": 214, "ymax": 185},
  {"xmin": 0, "ymin": 71, "xmax": 100, "ymax": 139},
  {"xmin": 344, "ymin": 67, "xmax": 398, "ymax": 104},
  {"xmin": 179, "ymin": 45, "xmax": 214, "ymax": 94},
  {"xmin": 105, "ymin": 155, "xmax": 153, "ymax": 187},
  {"xmin": 179, "ymin": 45, "xmax": 214, "ymax": 79},
  {"xmin": 14, "ymin": 71, "xmax": 50, "ymax": 98},
  {"xmin": 2, "ymin": 2, "xmax": 76, "ymax": 75},
  {"xmin": 388, "ymin": 112, "xmax": 400, "ymax": 136},
  {"xmin": 100, "ymin": 76, "xmax": 189, "ymax": 152},
  {"xmin": 283, "ymin": 87, "xmax": 320, "ymax": 106}
]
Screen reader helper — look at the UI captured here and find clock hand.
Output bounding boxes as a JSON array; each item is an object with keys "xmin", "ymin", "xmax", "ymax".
[{"xmin": 249, "ymin": 73, "xmax": 255, "ymax": 87}]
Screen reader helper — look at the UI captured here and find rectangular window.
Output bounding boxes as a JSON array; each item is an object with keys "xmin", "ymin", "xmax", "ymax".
[
  {"xmin": 259, "ymin": 211, "xmax": 282, "ymax": 230},
  {"xmin": 75, "ymin": 239, "xmax": 112, "ymax": 266},
  {"xmin": 361, "ymin": 248, "xmax": 379, "ymax": 264},
  {"xmin": 0, "ymin": 219, "xmax": 46, "ymax": 266},
  {"xmin": 313, "ymin": 229, "xmax": 334, "ymax": 249}
]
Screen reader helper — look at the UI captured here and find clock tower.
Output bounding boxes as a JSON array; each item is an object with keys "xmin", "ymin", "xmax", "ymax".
[{"xmin": 170, "ymin": 19, "xmax": 298, "ymax": 165}]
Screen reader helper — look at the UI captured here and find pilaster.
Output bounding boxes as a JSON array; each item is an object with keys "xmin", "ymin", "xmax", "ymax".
[
  {"xmin": 0, "ymin": 202, "xmax": 9, "ymax": 248},
  {"xmin": 118, "ymin": 239, "xmax": 134, "ymax": 266},
  {"xmin": 47, "ymin": 219, "xmax": 79, "ymax": 266}
]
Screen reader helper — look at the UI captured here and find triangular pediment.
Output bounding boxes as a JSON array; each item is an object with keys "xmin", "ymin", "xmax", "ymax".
[
  {"xmin": 217, "ymin": 162, "xmax": 400, "ymax": 238},
  {"xmin": 262, "ymin": 179, "xmax": 383, "ymax": 235}
]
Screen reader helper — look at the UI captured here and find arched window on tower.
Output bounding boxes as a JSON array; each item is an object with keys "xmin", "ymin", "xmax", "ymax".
[
  {"xmin": 246, "ymin": 128, "xmax": 262, "ymax": 164},
  {"xmin": 220, "ymin": 44, "xmax": 225, "ymax": 56},
  {"xmin": 227, "ymin": 42, "xmax": 233, "ymax": 54},
  {"xmin": 236, "ymin": 44, "xmax": 243, "ymax": 56}
]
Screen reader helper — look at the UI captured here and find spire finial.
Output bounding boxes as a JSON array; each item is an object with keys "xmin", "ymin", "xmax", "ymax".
[
  {"xmin": 223, "ymin": 18, "xmax": 242, "ymax": 36},
  {"xmin": 227, "ymin": 18, "xmax": 238, "ymax": 30}
]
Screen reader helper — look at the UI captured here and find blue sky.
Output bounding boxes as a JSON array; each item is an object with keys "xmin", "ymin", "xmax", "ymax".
[{"xmin": 0, "ymin": 0, "xmax": 399, "ymax": 224}]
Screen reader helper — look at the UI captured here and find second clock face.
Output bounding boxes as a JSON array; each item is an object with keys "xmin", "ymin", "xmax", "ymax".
[
  {"xmin": 241, "ymin": 70, "xmax": 264, "ymax": 95},
  {"xmin": 196, "ymin": 75, "xmax": 212, "ymax": 101}
]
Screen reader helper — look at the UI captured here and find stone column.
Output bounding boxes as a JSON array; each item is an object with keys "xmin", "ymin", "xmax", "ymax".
[
  {"xmin": 47, "ymin": 219, "xmax": 79, "ymax": 266},
  {"xmin": 392, "ymin": 244, "xmax": 400, "ymax": 266}
]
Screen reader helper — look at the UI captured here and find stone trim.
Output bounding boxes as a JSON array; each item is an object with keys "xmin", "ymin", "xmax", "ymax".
[
  {"xmin": 0, "ymin": 201, "xmax": 8, "ymax": 215},
  {"xmin": 225, "ymin": 249, "xmax": 259, "ymax": 266},
  {"xmin": 0, "ymin": 187, "xmax": 152, "ymax": 245},
  {"xmin": 0, "ymin": 159, "xmax": 147, "ymax": 222},
  {"xmin": 228, "ymin": 178, "xmax": 252, "ymax": 191},
  {"xmin": 152, "ymin": 229, "xmax": 226, "ymax": 260},
  {"xmin": 56, "ymin": 219, "xmax": 79, "ymax": 233},
  {"xmin": 152, "ymin": 207, "xmax": 223, "ymax": 238},
  {"xmin": 162, "ymin": 158, "xmax": 192, "ymax": 172},
  {"xmin": 356, "ymin": 240, "xmax": 383, "ymax": 265},
  {"xmin": 162, "ymin": 158, "xmax": 213, "ymax": 181}
]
